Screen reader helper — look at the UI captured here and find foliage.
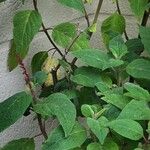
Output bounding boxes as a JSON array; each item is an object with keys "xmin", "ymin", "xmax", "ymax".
[{"xmin": 0, "ymin": 0, "xmax": 150, "ymax": 149}]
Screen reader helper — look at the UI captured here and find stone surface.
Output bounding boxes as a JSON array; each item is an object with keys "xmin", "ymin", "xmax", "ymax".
[{"xmin": 0, "ymin": 0, "xmax": 148, "ymax": 149}]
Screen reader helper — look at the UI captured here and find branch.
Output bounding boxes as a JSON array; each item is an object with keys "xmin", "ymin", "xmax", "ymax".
[
  {"xmin": 33, "ymin": 0, "xmax": 64, "ymax": 58},
  {"xmin": 84, "ymin": 7, "xmax": 90, "ymax": 27},
  {"xmin": 88, "ymin": 0, "xmax": 103, "ymax": 37},
  {"xmin": 116, "ymin": 0, "xmax": 129, "ymax": 40}
]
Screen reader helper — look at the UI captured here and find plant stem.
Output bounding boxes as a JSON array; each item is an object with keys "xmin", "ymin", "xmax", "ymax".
[
  {"xmin": 71, "ymin": 0, "xmax": 104, "ymax": 66},
  {"xmin": 89, "ymin": 0, "xmax": 103, "ymax": 37},
  {"xmin": 17, "ymin": 56, "xmax": 48, "ymax": 140},
  {"xmin": 84, "ymin": 7, "xmax": 90, "ymax": 27},
  {"xmin": 33, "ymin": 0, "xmax": 64, "ymax": 58},
  {"xmin": 93, "ymin": 0, "xmax": 103, "ymax": 25},
  {"xmin": 115, "ymin": 0, "xmax": 129, "ymax": 40}
]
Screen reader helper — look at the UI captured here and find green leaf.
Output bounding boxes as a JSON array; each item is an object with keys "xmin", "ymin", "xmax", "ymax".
[
  {"xmin": 81, "ymin": 104, "xmax": 95, "ymax": 118},
  {"xmin": 124, "ymin": 38, "xmax": 143, "ymax": 62},
  {"xmin": 70, "ymin": 66, "xmax": 103, "ymax": 87},
  {"xmin": 140, "ymin": 26, "xmax": 150, "ymax": 54},
  {"xmin": 129, "ymin": 0, "xmax": 148, "ymax": 20},
  {"xmin": 104, "ymin": 105, "xmax": 121, "ymax": 121},
  {"xmin": 126, "ymin": 59, "xmax": 150, "ymax": 80},
  {"xmin": 109, "ymin": 35, "xmax": 128, "ymax": 59},
  {"xmin": 87, "ymin": 117, "xmax": 109, "ymax": 144},
  {"xmin": 95, "ymin": 82, "xmax": 111, "ymax": 93},
  {"xmin": 13, "ymin": 10, "xmax": 42, "ymax": 56},
  {"xmin": 61, "ymin": 90, "xmax": 78, "ymax": 100},
  {"xmin": 72, "ymin": 49, "xmax": 124, "ymax": 70},
  {"xmin": 0, "ymin": 92, "xmax": 32, "ymax": 132},
  {"xmin": 87, "ymin": 142, "xmax": 102, "ymax": 150},
  {"xmin": 118, "ymin": 100, "xmax": 150, "ymax": 120},
  {"xmin": 101, "ymin": 13, "xmax": 125, "ymax": 46},
  {"xmin": 87, "ymin": 139, "xmax": 119, "ymax": 150},
  {"xmin": 56, "ymin": 0, "xmax": 84, "ymax": 12},
  {"xmin": 34, "ymin": 93, "xmax": 76, "ymax": 136},
  {"xmin": 102, "ymin": 94, "xmax": 130, "ymax": 109},
  {"xmin": 1, "ymin": 138, "xmax": 35, "ymax": 150},
  {"xmin": 52, "ymin": 22, "xmax": 89, "ymax": 51},
  {"xmin": 42, "ymin": 122, "xmax": 87, "ymax": 150},
  {"xmin": 124, "ymin": 82, "xmax": 150, "ymax": 102},
  {"xmin": 31, "ymin": 51, "xmax": 48, "ymax": 74},
  {"xmin": 7, "ymin": 40, "xmax": 22, "ymax": 71},
  {"xmin": 108, "ymin": 119, "xmax": 143, "ymax": 140},
  {"xmin": 33, "ymin": 71, "xmax": 48, "ymax": 85}
]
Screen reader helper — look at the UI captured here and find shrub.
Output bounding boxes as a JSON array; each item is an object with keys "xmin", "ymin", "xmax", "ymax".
[{"xmin": 0, "ymin": 0, "xmax": 150, "ymax": 149}]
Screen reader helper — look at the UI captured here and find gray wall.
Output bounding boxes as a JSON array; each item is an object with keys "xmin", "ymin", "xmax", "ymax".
[{"xmin": 0, "ymin": 0, "xmax": 142, "ymax": 149}]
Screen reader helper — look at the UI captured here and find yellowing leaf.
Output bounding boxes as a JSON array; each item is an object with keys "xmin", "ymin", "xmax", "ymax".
[{"xmin": 42, "ymin": 57, "xmax": 64, "ymax": 86}]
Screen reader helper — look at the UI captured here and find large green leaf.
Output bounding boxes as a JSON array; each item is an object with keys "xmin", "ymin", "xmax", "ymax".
[
  {"xmin": 118, "ymin": 100, "xmax": 150, "ymax": 120},
  {"xmin": 31, "ymin": 51, "xmax": 48, "ymax": 74},
  {"xmin": 70, "ymin": 66, "xmax": 103, "ymax": 87},
  {"xmin": 42, "ymin": 122, "xmax": 87, "ymax": 150},
  {"xmin": 52, "ymin": 22, "xmax": 89, "ymax": 51},
  {"xmin": 13, "ymin": 10, "xmax": 42, "ymax": 56},
  {"xmin": 102, "ymin": 94, "xmax": 130, "ymax": 110},
  {"xmin": 56, "ymin": 0, "xmax": 84, "ymax": 12},
  {"xmin": 140, "ymin": 26, "xmax": 150, "ymax": 54},
  {"xmin": 34, "ymin": 93, "xmax": 76, "ymax": 136},
  {"xmin": 0, "ymin": 92, "xmax": 32, "ymax": 132},
  {"xmin": 109, "ymin": 35, "xmax": 128, "ymax": 59},
  {"xmin": 126, "ymin": 59, "xmax": 150, "ymax": 80},
  {"xmin": 72, "ymin": 49, "xmax": 124, "ymax": 70},
  {"xmin": 129, "ymin": 0, "xmax": 148, "ymax": 20},
  {"xmin": 87, "ymin": 117, "xmax": 109, "ymax": 144},
  {"xmin": 124, "ymin": 82, "xmax": 150, "ymax": 102},
  {"xmin": 108, "ymin": 119, "xmax": 143, "ymax": 140},
  {"xmin": 101, "ymin": 13, "xmax": 125, "ymax": 46},
  {"xmin": 1, "ymin": 138, "xmax": 35, "ymax": 150}
]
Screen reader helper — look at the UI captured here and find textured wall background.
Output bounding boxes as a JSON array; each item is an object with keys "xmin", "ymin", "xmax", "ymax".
[{"xmin": 0, "ymin": 0, "xmax": 141, "ymax": 149}]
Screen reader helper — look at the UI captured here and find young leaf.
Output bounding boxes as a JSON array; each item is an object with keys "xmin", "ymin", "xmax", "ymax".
[
  {"xmin": 31, "ymin": 51, "xmax": 48, "ymax": 74},
  {"xmin": 13, "ymin": 10, "xmax": 42, "ymax": 56},
  {"xmin": 108, "ymin": 119, "xmax": 143, "ymax": 140},
  {"xmin": 124, "ymin": 82, "xmax": 150, "ymax": 102},
  {"xmin": 52, "ymin": 22, "xmax": 89, "ymax": 51},
  {"xmin": 129, "ymin": 0, "xmax": 148, "ymax": 20},
  {"xmin": 0, "ymin": 92, "xmax": 32, "ymax": 132},
  {"xmin": 70, "ymin": 66, "xmax": 103, "ymax": 87},
  {"xmin": 1, "ymin": 138, "xmax": 35, "ymax": 150},
  {"xmin": 101, "ymin": 13, "xmax": 125, "ymax": 46},
  {"xmin": 140, "ymin": 26, "xmax": 150, "ymax": 54},
  {"xmin": 81, "ymin": 104, "xmax": 95, "ymax": 118},
  {"xmin": 109, "ymin": 35, "xmax": 128, "ymax": 59},
  {"xmin": 87, "ymin": 117, "xmax": 109, "ymax": 144},
  {"xmin": 118, "ymin": 100, "xmax": 150, "ymax": 120},
  {"xmin": 126, "ymin": 59, "xmax": 150, "ymax": 80},
  {"xmin": 56, "ymin": 0, "xmax": 84, "ymax": 12},
  {"xmin": 34, "ymin": 93, "xmax": 76, "ymax": 136},
  {"xmin": 102, "ymin": 94, "xmax": 130, "ymax": 110},
  {"xmin": 72, "ymin": 49, "xmax": 124, "ymax": 70},
  {"xmin": 42, "ymin": 122, "xmax": 87, "ymax": 150}
]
